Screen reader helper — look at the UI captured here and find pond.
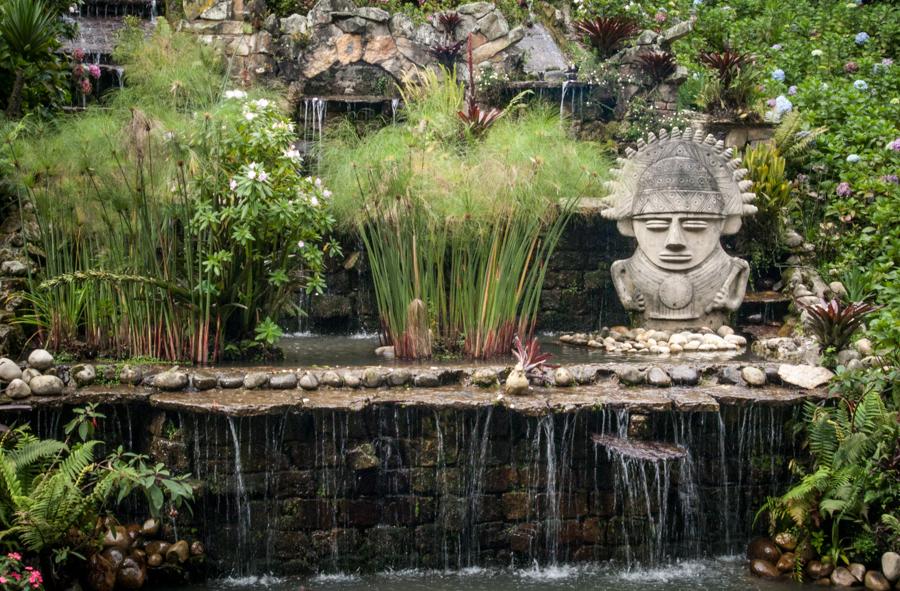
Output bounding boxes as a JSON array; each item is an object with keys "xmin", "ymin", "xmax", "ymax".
[{"xmin": 196, "ymin": 557, "xmax": 789, "ymax": 591}]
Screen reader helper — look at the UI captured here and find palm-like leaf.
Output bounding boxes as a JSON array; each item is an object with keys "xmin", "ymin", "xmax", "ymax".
[
  {"xmin": 799, "ymin": 298, "xmax": 880, "ymax": 350},
  {"xmin": 573, "ymin": 17, "xmax": 639, "ymax": 58},
  {"xmin": 698, "ymin": 50, "xmax": 754, "ymax": 86},
  {"xmin": 638, "ymin": 51, "xmax": 677, "ymax": 82},
  {"xmin": 0, "ymin": 0, "xmax": 58, "ymax": 61}
]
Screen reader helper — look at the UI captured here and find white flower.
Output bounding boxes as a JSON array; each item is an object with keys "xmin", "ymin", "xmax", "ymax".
[
  {"xmin": 314, "ymin": 178, "xmax": 322, "ymax": 187},
  {"xmin": 297, "ymin": 240, "xmax": 305, "ymax": 248},
  {"xmin": 310, "ymin": 196, "xmax": 319, "ymax": 207},
  {"xmin": 258, "ymin": 171, "xmax": 269, "ymax": 182},
  {"xmin": 244, "ymin": 111, "xmax": 256, "ymax": 121},
  {"xmin": 283, "ymin": 148, "xmax": 302, "ymax": 161},
  {"xmin": 247, "ymin": 169, "xmax": 257, "ymax": 180},
  {"xmin": 224, "ymin": 89, "xmax": 247, "ymax": 99},
  {"xmin": 846, "ymin": 154, "xmax": 861, "ymax": 163},
  {"xmin": 323, "ymin": 189, "xmax": 332, "ymax": 198},
  {"xmin": 811, "ymin": 49, "xmax": 824, "ymax": 57},
  {"xmin": 254, "ymin": 98, "xmax": 270, "ymax": 109},
  {"xmin": 229, "ymin": 179, "xmax": 237, "ymax": 190}
]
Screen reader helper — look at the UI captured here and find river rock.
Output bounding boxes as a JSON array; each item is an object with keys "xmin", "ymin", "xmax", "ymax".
[
  {"xmin": 750, "ymin": 559, "xmax": 781, "ymax": 579},
  {"xmin": 21, "ymin": 368, "xmax": 40, "ymax": 384},
  {"xmin": 102, "ymin": 547, "xmax": 125, "ymax": 568},
  {"xmin": 778, "ymin": 364, "xmax": 834, "ymax": 389},
  {"xmin": 388, "ymin": 369, "xmax": 411, "ymax": 386},
  {"xmin": 144, "ymin": 541, "xmax": 170, "ymax": 556},
  {"xmin": 154, "ymin": 369, "xmax": 189, "ymax": 391},
  {"xmin": 218, "ymin": 375, "xmax": 244, "ymax": 388},
  {"xmin": 166, "ymin": 540, "xmax": 189, "ymax": 563},
  {"xmin": 774, "ymin": 531, "xmax": 797, "ymax": 551},
  {"xmin": 616, "ymin": 367, "xmax": 645, "ymax": 386},
  {"xmin": 29, "ymin": 374, "xmax": 63, "ymax": 396},
  {"xmin": 87, "ymin": 552, "xmax": 117, "ymax": 591},
  {"xmin": 116, "ymin": 556, "xmax": 146, "ymax": 589},
  {"xmin": 27, "ymin": 349, "xmax": 54, "ymax": 370},
  {"xmin": 190, "ymin": 541, "xmax": 205, "ymax": 556},
  {"xmin": 777, "ymin": 552, "xmax": 796, "ymax": 572},
  {"xmin": 374, "ymin": 345, "xmax": 395, "ymax": 358},
  {"xmin": 849, "ymin": 563, "xmax": 866, "ymax": 582},
  {"xmin": 119, "ymin": 365, "xmax": 143, "ymax": 385},
  {"xmin": 865, "ymin": 571, "xmax": 891, "ymax": 591},
  {"xmin": 140, "ymin": 518, "xmax": 159, "ymax": 537},
  {"xmin": 553, "ymin": 367, "xmax": 575, "ymax": 387},
  {"xmin": 808, "ymin": 560, "xmax": 834, "ymax": 579},
  {"xmin": 243, "ymin": 372, "xmax": 269, "ymax": 389},
  {"xmin": 832, "ymin": 566, "xmax": 861, "ymax": 587},
  {"xmin": 647, "ymin": 367, "xmax": 671, "ymax": 387},
  {"xmin": 504, "ymin": 368, "xmax": 530, "ymax": 396},
  {"xmin": 147, "ymin": 553, "xmax": 162, "ymax": 567},
  {"xmin": 720, "ymin": 366, "xmax": 746, "ymax": 386},
  {"xmin": 670, "ymin": 365, "xmax": 699, "ymax": 386},
  {"xmin": 341, "ymin": 370, "xmax": 361, "ymax": 388},
  {"xmin": 191, "ymin": 372, "xmax": 217, "ymax": 390},
  {"xmin": 104, "ymin": 526, "xmax": 130, "ymax": 550},
  {"xmin": 741, "ymin": 366, "xmax": 766, "ymax": 386},
  {"xmin": 882, "ymin": 552, "xmax": 900, "ymax": 582},
  {"xmin": 717, "ymin": 325, "xmax": 735, "ymax": 337},
  {"xmin": 362, "ymin": 367, "xmax": 384, "ymax": 388},
  {"xmin": 73, "ymin": 364, "xmax": 96, "ymax": 387},
  {"xmin": 319, "ymin": 370, "xmax": 344, "ymax": 388},
  {"xmin": 413, "ymin": 370, "xmax": 440, "ymax": 387},
  {"xmin": 270, "ymin": 372, "xmax": 299, "ymax": 389},
  {"xmin": 299, "ymin": 372, "xmax": 318, "ymax": 390},
  {"xmin": 855, "ymin": 338, "xmax": 874, "ymax": 357},
  {"xmin": 748, "ymin": 537, "xmax": 781, "ymax": 562},
  {"xmin": 471, "ymin": 368, "xmax": 498, "ymax": 387},
  {"xmin": 5, "ymin": 378, "xmax": 30, "ymax": 399},
  {"xmin": 0, "ymin": 357, "xmax": 22, "ymax": 382},
  {"xmin": 1, "ymin": 260, "xmax": 27, "ymax": 276}
]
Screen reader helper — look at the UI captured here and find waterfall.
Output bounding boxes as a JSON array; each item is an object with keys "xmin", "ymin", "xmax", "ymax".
[
  {"xmin": 559, "ymin": 80, "xmax": 571, "ymax": 119},
  {"xmin": 227, "ymin": 417, "xmax": 253, "ymax": 576},
  {"xmin": 302, "ymin": 97, "xmax": 328, "ymax": 170}
]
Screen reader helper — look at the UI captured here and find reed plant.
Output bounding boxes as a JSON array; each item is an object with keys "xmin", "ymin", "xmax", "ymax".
[{"xmin": 323, "ymin": 69, "xmax": 608, "ymax": 359}]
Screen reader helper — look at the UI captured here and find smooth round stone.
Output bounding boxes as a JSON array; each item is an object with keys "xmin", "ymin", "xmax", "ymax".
[
  {"xmin": 684, "ymin": 341, "xmax": 701, "ymax": 351},
  {"xmin": 154, "ymin": 370, "xmax": 189, "ymax": 391},
  {"xmin": 855, "ymin": 338, "xmax": 874, "ymax": 357},
  {"xmin": 774, "ymin": 531, "xmax": 797, "ymax": 551},
  {"xmin": 472, "ymin": 368, "xmax": 498, "ymax": 387},
  {"xmin": 27, "ymin": 349, "xmax": 54, "ymax": 371},
  {"xmin": 374, "ymin": 345, "xmax": 395, "ymax": 358},
  {"xmin": 362, "ymin": 367, "xmax": 384, "ymax": 388},
  {"xmin": 119, "ymin": 365, "xmax": 143, "ymax": 385},
  {"xmin": 864, "ymin": 571, "xmax": 890, "ymax": 591},
  {"xmin": 243, "ymin": 372, "xmax": 269, "ymax": 389},
  {"xmin": 849, "ymin": 563, "xmax": 867, "ymax": 582},
  {"xmin": 776, "ymin": 552, "xmax": 796, "ymax": 572},
  {"xmin": 298, "ymin": 372, "xmax": 318, "ymax": 390},
  {"xmin": 587, "ymin": 339, "xmax": 603, "ymax": 348},
  {"xmin": 720, "ymin": 366, "xmax": 746, "ymax": 386},
  {"xmin": 882, "ymin": 552, "xmax": 900, "ymax": 582},
  {"xmin": 741, "ymin": 366, "xmax": 766, "ymax": 387},
  {"xmin": 837, "ymin": 349, "xmax": 861, "ymax": 366},
  {"xmin": 698, "ymin": 343, "xmax": 717, "ymax": 351},
  {"xmin": 717, "ymin": 325, "xmax": 735, "ymax": 337},
  {"xmin": 807, "ymin": 560, "xmax": 834, "ymax": 579},
  {"xmin": 29, "ymin": 375, "xmax": 64, "ymax": 396},
  {"xmin": 5, "ymin": 378, "xmax": 31, "ymax": 399},
  {"xmin": 140, "ymin": 518, "xmax": 160, "ymax": 537},
  {"xmin": 320, "ymin": 370, "xmax": 344, "ymax": 388},
  {"xmin": 218, "ymin": 375, "xmax": 244, "ymax": 389},
  {"xmin": 616, "ymin": 367, "xmax": 645, "ymax": 386},
  {"xmin": 831, "ymin": 566, "xmax": 859, "ymax": 587},
  {"xmin": 553, "ymin": 367, "xmax": 575, "ymax": 387},
  {"xmin": 0, "ymin": 357, "xmax": 22, "ymax": 382},
  {"xmin": 647, "ymin": 367, "xmax": 671, "ymax": 387},
  {"xmin": 413, "ymin": 371, "xmax": 440, "ymax": 387},
  {"xmin": 669, "ymin": 344, "xmax": 683, "ymax": 354},
  {"xmin": 116, "ymin": 557, "xmax": 146, "ymax": 590},
  {"xmin": 270, "ymin": 373, "xmax": 299, "ymax": 389},
  {"xmin": 670, "ymin": 365, "xmax": 699, "ymax": 386},
  {"xmin": 21, "ymin": 368, "xmax": 40, "ymax": 384},
  {"xmin": 388, "ymin": 369, "xmax": 411, "ymax": 386},
  {"xmin": 750, "ymin": 559, "xmax": 781, "ymax": 579},
  {"xmin": 341, "ymin": 371, "xmax": 361, "ymax": 388},
  {"xmin": 73, "ymin": 364, "xmax": 96, "ymax": 387},
  {"xmin": 668, "ymin": 334, "xmax": 687, "ymax": 346},
  {"xmin": 748, "ymin": 537, "xmax": 781, "ymax": 563},
  {"xmin": 191, "ymin": 373, "xmax": 217, "ymax": 390}
]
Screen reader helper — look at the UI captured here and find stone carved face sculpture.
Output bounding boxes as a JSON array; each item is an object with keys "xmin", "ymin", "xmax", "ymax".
[{"xmin": 601, "ymin": 129, "xmax": 757, "ymax": 329}]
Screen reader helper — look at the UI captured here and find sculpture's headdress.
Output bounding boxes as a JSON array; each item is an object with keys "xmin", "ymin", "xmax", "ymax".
[{"xmin": 601, "ymin": 128, "xmax": 756, "ymax": 235}]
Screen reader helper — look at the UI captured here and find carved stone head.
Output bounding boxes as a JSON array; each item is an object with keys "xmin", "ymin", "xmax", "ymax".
[{"xmin": 601, "ymin": 128, "xmax": 757, "ymax": 329}]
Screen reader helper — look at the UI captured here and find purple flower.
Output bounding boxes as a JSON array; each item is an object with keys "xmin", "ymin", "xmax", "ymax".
[
  {"xmin": 854, "ymin": 32, "xmax": 870, "ymax": 45},
  {"xmin": 774, "ymin": 95, "xmax": 793, "ymax": 114},
  {"xmin": 88, "ymin": 64, "xmax": 101, "ymax": 79},
  {"xmin": 881, "ymin": 174, "xmax": 899, "ymax": 184},
  {"xmin": 836, "ymin": 182, "xmax": 852, "ymax": 196},
  {"xmin": 884, "ymin": 58, "xmax": 894, "ymax": 66},
  {"xmin": 767, "ymin": 98, "xmax": 777, "ymax": 108},
  {"xmin": 787, "ymin": 85, "xmax": 798, "ymax": 95},
  {"xmin": 888, "ymin": 138, "xmax": 900, "ymax": 151},
  {"xmin": 771, "ymin": 69, "xmax": 785, "ymax": 82},
  {"xmin": 771, "ymin": 43, "xmax": 783, "ymax": 51}
]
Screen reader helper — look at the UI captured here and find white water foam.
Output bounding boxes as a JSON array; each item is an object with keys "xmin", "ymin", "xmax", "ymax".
[{"xmin": 218, "ymin": 574, "xmax": 285, "ymax": 587}]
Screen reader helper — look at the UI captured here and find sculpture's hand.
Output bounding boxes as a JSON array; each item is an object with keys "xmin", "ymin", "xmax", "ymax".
[
  {"xmin": 634, "ymin": 291, "xmax": 646, "ymax": 311},
  {"xmin": 704, "ymin": 288, "xmax": 728, "ymax": 314}
]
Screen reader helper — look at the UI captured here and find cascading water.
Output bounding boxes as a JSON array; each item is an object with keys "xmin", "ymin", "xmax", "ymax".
[{"xmin": 301, "ymin": 97, "xmax": 328, "ymax": 169}]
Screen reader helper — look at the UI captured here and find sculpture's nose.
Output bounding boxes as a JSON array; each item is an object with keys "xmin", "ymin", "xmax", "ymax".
[{"xmin": 665, "ymin": 221, "xmax": 687, "ymax": 251}]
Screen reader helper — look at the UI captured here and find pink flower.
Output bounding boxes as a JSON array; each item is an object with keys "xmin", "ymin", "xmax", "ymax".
[
  {"xmin": 836, "ymin": 182, "xmax": 852, "ymax": 196},
  {"xmin": 73, "ymin": 48, "xmax": 85, "ymax": 61},
  {"xmin": 0, "ymin": 577, "xmax": 7, "ymax": 584},
  {"xmin": 844, "ymin": 61, "xmax": 859, "ymax": 73},
  {"xmin": 73, "ymin": 64, "xmax": 84, "ymax": 77},
  {"xmin": 88, "ymin": 64, "xmax": 101, "ymax": 79},
  {"xmin": 888, "ymin": 138, "xmax": 900, "ymax": 151},
  {"xmin": 12, "ymin": 573, "xmax": 21, "ymax": 581},
  {"xmin": 80, "ymin": 78, "xmax": 92, "ymax": 95},
  {"xmin": 8, "ymin": 552, "xmax": 22, "ymax": 561},
  {"xmin": 654, "ymin": 10, "xmax": 667, "ymax": 23}
]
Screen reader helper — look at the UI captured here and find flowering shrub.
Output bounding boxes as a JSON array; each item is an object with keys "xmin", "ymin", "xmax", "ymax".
[
  {"xmin": 0, "ymin": 553, "xmax": 43, "ymax": 590},
  {"xmin": 70, "ymin": 48, "xmax": 101, "ymax": 99},
  {"xmin": 184, "ymin": 94, "xmax": 339, "ymax": 349}
]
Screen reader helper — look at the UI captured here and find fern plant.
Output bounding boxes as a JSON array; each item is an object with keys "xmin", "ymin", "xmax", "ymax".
[{"xmin": 0, "ymin": 405, "xmax": 193, "ymax": 579}]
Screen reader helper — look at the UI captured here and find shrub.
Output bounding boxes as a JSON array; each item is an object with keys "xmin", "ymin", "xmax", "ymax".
[{"xmin": 573, "ymin": 16, "xmax": 640, "ymax": 59}]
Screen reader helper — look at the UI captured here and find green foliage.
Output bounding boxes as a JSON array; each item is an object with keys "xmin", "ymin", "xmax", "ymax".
[
  {"xmin": 739, "ymin": 142, "xmax": 792, "ymax": 270},
  {"xmin": 0, "ymin": 405, "xmax": 193, "ymax": 568},
  {"xmin": 799, "ymin": 298, "xmax": 880, "ymax": 355},
  {"xmin": 323, "ymin": 69, "xmax": 608, "ymax": 359}
]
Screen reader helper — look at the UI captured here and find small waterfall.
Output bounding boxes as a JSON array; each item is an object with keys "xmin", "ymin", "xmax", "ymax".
[
  {"xmin": 227, "ymin": 417, "xmax": 253, "ymax": 576},
  {"xmin": 391, "ymin": 98, "xmax": 400, "ymax": 123},
  {"xmin": 114, "ymin": 66, "xmax": 124, "ymax": 89},
  {"xmin": 301, "ymin": 97, "xmax": 328, "ymax": 169},
  {"xmin": 559, "ymin": 80, "xmax": 571, "ymax": 119}
]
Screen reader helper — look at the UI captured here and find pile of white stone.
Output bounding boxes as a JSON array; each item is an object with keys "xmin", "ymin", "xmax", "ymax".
[{"xmin": 559, "ymin": 325, "xmax": 747, "ymax": 355}]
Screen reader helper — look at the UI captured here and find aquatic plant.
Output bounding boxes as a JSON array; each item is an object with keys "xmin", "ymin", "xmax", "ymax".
[
  {"xmin": 323, "ymin": 69, "xmax": 607, "ymax": 359},
  {"xmin": 573, "ymin": 16, "xmax": 640, "ymax": 59}
]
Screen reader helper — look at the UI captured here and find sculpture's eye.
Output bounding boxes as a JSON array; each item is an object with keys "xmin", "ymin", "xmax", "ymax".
[
  {"xmin": 644, "ymin": 219, "xmax": 671, "ymax": 231},
  {"xmin": 682, "ymin": 220, "xmax": 709, "ymax": 231}
]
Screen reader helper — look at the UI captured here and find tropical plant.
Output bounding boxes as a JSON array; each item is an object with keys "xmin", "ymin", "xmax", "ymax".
[
  {"xmin": 0, "ymin": 405, "xmax": 193, "ymax": 580},
  {"xmin": 698, "ymin": 50, "xmax": 754, "ymax": 87},
  {"xmin": 573, "ymin": 16, "xmax": 640, "ymax": 59},
  {"xmin": 739, "ymin": 141, "xmax": 793, "ymax": 274},
  {"xmin": 430, "ymin": 40, "xmax": 464, "ymax": 69},
  {"xmin": 638, "ymin": 50, "xmax": 677, "ymax": 83},
  {"xmin": 0, "ymin": 553, "xmax": 43, "ymax": 589},
  {"xmin": 0, "ymin": 0, "xmax": 60, "ymax": 117},
  {"xmin": 512, "ymin": 335, "xmax": 555, "ymax": 379},
  {"xmin": 799, "ymin": 298, "xmax": 880, "ymax": 352},
  {"xmin": 323, "ymin": 69, "xmax": 608, "ymax": 359},
  {"xmin": 434, "ymin": 11, "xmax": 461, "ymax": 34}
]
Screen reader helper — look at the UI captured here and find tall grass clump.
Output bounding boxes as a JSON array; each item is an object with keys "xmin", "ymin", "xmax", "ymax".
[
  {"xmin": 323, "ymin": 68, "xmax": 608, "ymax": 359},
  {"xmin": 11, "ymin": 22, "xmax": 336, "ymax": 362}
]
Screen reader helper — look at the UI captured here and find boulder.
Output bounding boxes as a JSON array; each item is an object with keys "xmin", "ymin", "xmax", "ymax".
[
  {"xmin": 750, "ymin": 559, "xmax": 781, "ymax": 579},
  {"xmin": 616, "ymin": 367, "xmax": 645, "ymax": 386},
  {"xmin": 776, "ymin": 552, "xmax": 796, "ymax": 572},
  {"xmin": 144, "ymin": 541, "xmax": 169, "ymax": 556},
  {"xmin": 0, "ymin": 260, "xmax": 27, "ymax": 276},
  {"xmin": 362, "ymin": 367, "xmax": 383, "ymax": 388},
  {"xmin": 299, "ymin": 372, "xmax": 319, "ymax": 390},
  {"xmin": 669, "ymin": 365, "xmax": 699, "ymax": 386},
  {"xmin": 5, "ymin": 378, "xmax": 30, "ymax": 399},
  {"xmin": 808, "ymin": 560, "xmax": 834, "ymax": 579},
  {"xmin": 717, "ymin": 325, "xmax": 735, "ymax": 337},
  {"xmin": 882, "ymin": 552, "xmax": 900, "ymax": 582},
  {"xmin": 778, "ymin": 364, "xmax": 834, "ymax": 389},
  {"xmin": 166, "ymin": 540, "xmax": 189, "ymax": 563},
  {"xmin": 387, "ymin": 369, "xmax": 411, "ymax": 386},
  {"xmin": 320, "ymin": 370, "xmax": 344, "ymax": 388},
  {"xmin": 140, "ymin": 518, "xmax": 159, "ymax": 537},
  {"xmin": 29, "ymin": 374, "xmax": 63, "ymax": 396},
  {"xmin": 27, "ymin": 349, "xmax": 54, "ymax": 370},
  {"xmin": 153, "ymin": 369, "xmax": 189, "ymax": 391},
  {"xmin": 218, "ymin": 375, "xmax": 244, "ymax": 389},
  {"xmin": 855, "ymin": 338, "xmax": 874, "ymax": 357},
  {"xmin": 413, "ymin": 370, "xmax": 440, "ymax": 387},
  {"xmin": 741, "ymin": 366, "xmax": 766, "ymax": 386},
  {"xmin": 270, "ymin": 372, "xmax": 299, "ymax": 389},
  {"xmin": 341, "ymin": 370, "xmax": 361, "ymax": 388},
  {"xmin": 190, "ymin": 541, "xmax": 205, "ymax": 556},
  {"xmin": 747, "ymin": 537, "xmax": 780, "ymax": 562},
  {"xmin": 87, "ymin": 552, "xmax": 117, "ymax": 591},
  {"xmin": 73, "ymin": 364, "xmax": 96, "ymax": 387},
  {"xmin": 849, "ymin": 564, "xmax": 867, "ymax": 583},
  {"xmin": 864, "ymin": 571, "xmax": 890, "ymax": 591},
  {"xmin": 103, "ymin": 526, "xmax": 130, "ymax": 550},
  {"xmin": 21, "ymin": 368, "xmax": 40, "ymax": 384},
  {"xmin": 0, "ymin": 357, "xmax": 22, "ymax": 382},
  {"xmin": 374, "ymin": 345, "xmax": 395, "ymax": 358},
  {"xmin": 191, "ymin": 372, "xmax": 217, "ymax": 391},
  {"xmin": 504, "ymin": 368, "xmax": 530, "ymax": 396},
  {"xmin": 119, "ymin": 365, "xmax": 143, "ymax": 385},
  {"xmin": 719, "ymin": 366, "xmax": 746, "ymax": 386},
  {"xmin": 832, "ymin": 566, "xmax": 861, "ymax": 587},
  {"xmin": 553, "ymin": 367, "xmax": 575, "ymax": 387},
  {"xmin": 147, "ymin": 553, "xmax": 163, "ymax": 567},
  {"xmin": 647, "ymin": 367, "xmax": 672, "ymax": 387},
  {"xmin": 243, "ymin": 372, "xmax": 269, "ymax": 389}
]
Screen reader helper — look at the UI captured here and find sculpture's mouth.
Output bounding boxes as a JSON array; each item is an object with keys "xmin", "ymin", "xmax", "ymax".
[{"xmin": 658, "ymin": 252, "xmax": 693, "ymax": 263}]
